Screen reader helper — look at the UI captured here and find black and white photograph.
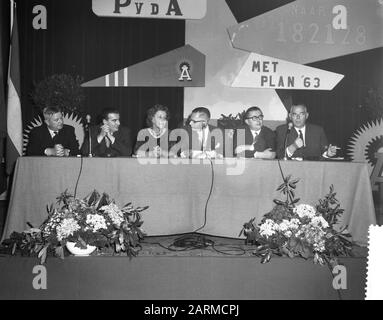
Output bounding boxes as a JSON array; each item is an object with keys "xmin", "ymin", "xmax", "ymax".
[{"xmin": 0, "ymin": 0, "xmax": 382, "ymax": 303}]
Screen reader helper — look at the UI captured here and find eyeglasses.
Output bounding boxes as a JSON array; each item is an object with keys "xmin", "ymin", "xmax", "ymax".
[
  {"xmin": 190, "ymin": 119, "xmax": 207, "ymax": 124},
  {"xmin": 290, "ymin": 112, "xmax": 306, "ymax": 118},
  {"xmin": 246, "ymin": 115, "xmax": 264, "ymax": 121}
]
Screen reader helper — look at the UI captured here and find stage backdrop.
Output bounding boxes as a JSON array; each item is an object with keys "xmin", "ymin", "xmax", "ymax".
[{"xmin": 185, "ymin": 0, "xmax": 383, "ymax": 160}]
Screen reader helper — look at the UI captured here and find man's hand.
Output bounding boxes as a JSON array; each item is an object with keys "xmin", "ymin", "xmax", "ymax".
[
  {"xmin": 293, "ymin": 137, "xmax": 304, "ymax": 149},
  {"xmin": 180, "ymin": 150, "xmax": 191, "ymax": 159},
  {"xmin": 287, "ymin": 137, "xmax": 304, "ymax": 156},
  {"xmin": 55, "ymin": 144, "xmax": 65, "ymax": 156},
  {"xmin": 97, "ymin": 124, "xmax": 110, "ymax": 143},
  {"xmin": 45, "ymin": 148, "xmax": 56, "ymax": 156},
  {"xmin": 206, "ymin": 150, "xmax": 223, "ymax": 159},
  {"xmin": 235, "ymin": 144, "xmax": 254, "ymax": 155},
  {"xmin": 45, "ymin": 144, "xmax": 64, "ymax": 156},
  {"xmin": 254, "ymin": 148, "xmax": 274, "ymax": 159},
  {"xmin": 326, "ymin": 144, "xmax": 339, "ymax": 157}
]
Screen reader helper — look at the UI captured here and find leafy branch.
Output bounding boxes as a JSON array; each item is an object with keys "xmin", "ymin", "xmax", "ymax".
[{"xmin": 273, "ymin": 175, "xmax": 300, "ymax": 207}]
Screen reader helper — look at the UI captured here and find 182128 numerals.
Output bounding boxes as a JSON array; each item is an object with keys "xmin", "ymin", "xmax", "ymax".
[{"xmin": 276, "ymin": 22, "xmax": 366, "ymax": 45}]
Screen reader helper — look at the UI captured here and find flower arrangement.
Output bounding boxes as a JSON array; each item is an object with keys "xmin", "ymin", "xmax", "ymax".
[
  {"xmin": 2, "ymin": 190, "xmax": 148, "ymax": 263},
  {"xmin": 31, "ymin": 74, "xmax": 85, "ymax": 114},
  {"xmin": 240, "ymin": 175, "xmax": 354, "ymax": 267}
]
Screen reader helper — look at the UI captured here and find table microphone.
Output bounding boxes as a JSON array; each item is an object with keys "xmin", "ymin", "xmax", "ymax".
[
  {"xmin": 283, "ymin": 122, "xmax": 293, "ymax": 160},
  {"xmin": 86, "ymin": 114, "xmax": 93, "ymax": 157},
  {"xmin": 201, "ymin": 122, "xmax": 207, "ymax": 152}
]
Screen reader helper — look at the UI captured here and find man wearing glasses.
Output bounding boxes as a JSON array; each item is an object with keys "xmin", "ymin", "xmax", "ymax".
[
  {"xmin": 179, "ymin": 107, "xmax": 224, "ymax": 158},
  {"xmin": 233, "ymin": 106, "xmax": 276, "ymax": 159},
  {"xmin": 275, "ymin": 103, "xmax": 338, "ymax": 160}
]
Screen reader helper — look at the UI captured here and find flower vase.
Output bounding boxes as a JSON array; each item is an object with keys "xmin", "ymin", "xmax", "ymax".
[{"xmin": 66, "ymin": 241, "xmax": 96, "ymax": 256}]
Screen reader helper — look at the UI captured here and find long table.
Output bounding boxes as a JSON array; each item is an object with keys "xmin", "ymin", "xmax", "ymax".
[{"xmin": 1, "ymin": 157, "xmax": 376, "ymax": 245}]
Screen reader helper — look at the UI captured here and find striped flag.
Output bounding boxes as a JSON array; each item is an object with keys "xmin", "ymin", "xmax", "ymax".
[{"xmin": 6, "ymin": 0, "xmax": 22, "ymax": 175}]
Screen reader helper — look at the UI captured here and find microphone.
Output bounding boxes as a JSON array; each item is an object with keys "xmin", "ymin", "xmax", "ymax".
[
  {"xmin": 85, "ymin": 114, "xmax": 91, "ymax": 129},
  {"xmin": 85, "ymin": 114, "xmax": 93, "ymax": 157},
  {"xmin": 283, "ymin": 122, "xmax": 293, "ymax": 160},
  {"xmin": 201, "ymin": 122, "xmax": 207, "ymax": 152}
]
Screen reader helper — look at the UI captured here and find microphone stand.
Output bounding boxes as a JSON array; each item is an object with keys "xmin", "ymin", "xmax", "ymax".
[
  {"xmin": 88, "ymin": 125, "xmax": 93, "ymax": 157},
  {"xmin": 201, "ymin": 125, "xmax": 205, "ymax": 152},
  {"xmin": 85, "ymin": 115, "xmax": 93, "ymax": 157},
  {"xmin": 283, "ymin": 124, "xmax": 292, "ymax": 161}
]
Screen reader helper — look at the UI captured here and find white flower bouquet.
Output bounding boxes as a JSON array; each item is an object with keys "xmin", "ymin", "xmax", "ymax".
[
  {"xmin": 240, "ymin": 175, "xmax": 354, "ymax": 266},
  {"xmin": 3, "ymin": 190, "xmax": 148, "ymax": 263}
]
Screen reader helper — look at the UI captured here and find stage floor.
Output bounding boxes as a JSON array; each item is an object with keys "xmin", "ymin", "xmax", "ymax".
[{"xmin": 0, "ymin": 235, "xmax": 367, "ymax": 300}]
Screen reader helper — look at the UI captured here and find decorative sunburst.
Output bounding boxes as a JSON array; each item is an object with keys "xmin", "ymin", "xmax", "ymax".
[
  {"xmin": 347, "ymin": 118, "xmax": 383, "ymax": 174},
  {"xmin": 23, "ymin": 113, "xmax": 84, "ymax": 155},
  {"xmin": 176, "ymin": 57, "xmax": 193, "ymax": 73}
]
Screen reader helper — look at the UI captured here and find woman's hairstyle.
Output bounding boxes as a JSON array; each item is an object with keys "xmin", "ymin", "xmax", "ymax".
[{"xmin": 146, "ymin": 104, "xmax": 170, "ymax": 127}]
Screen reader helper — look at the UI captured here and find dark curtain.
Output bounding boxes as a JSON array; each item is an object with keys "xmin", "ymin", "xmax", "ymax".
[
  {"xmin": 17, "ymin": 0, "xmax": 185, "ymax": 140},
  {"xmin": 0, "ymin": 0, "xmax": 10, "ymax": 193}
]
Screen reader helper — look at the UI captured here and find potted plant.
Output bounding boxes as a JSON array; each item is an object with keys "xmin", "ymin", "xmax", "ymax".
[{"xmin": 31, "ymin": 74, "xmax": 85, "ymax": 114}]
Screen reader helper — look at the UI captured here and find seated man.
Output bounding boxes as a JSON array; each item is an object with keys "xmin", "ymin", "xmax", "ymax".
[
  {"xmin": 233, "ymin": 106, "xmax": 276, "ymax": 159},
  {"xmin": 81, "ymin": 108, "xmax": 132, "ymax": 157},
  {"xmin": 26, "ymin": 106, "xmax": 80, "ymax": 156},
  {"xmin": 178, "ymin": 107, "xmax": 224, "ymax": 159},
  {"xmin": 275, "ymin": 103, "xmax": 338, "ymax": 160}
]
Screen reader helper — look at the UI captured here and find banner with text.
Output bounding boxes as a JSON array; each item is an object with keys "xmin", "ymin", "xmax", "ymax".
[
  {"xmin": 92, "ymin": 0, "xmax": 206, "ymax": 20},
  {"xmin": 228, "ymin": 0, "xmax": 383, "ymax": 64},
  {"xmin": 232, "ymin": 53, "xmax": 344, "ymax": 90}
]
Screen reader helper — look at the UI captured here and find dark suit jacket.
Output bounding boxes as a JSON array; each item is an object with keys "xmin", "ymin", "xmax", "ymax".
[
  {"xmin": 233, "ymin": 125, "xmax": 276, "ymax": 158},
  {"xmin": 175, "ymin": 125, "xmax": 225, "ymax": 157},
  {"xmin": 275, "ymin": 123, "xmax": 328, "ymax": 160},
  {"xmin": 81, "ymin": 125, "xmax": 132, "ymax": 157},
  {"xmin": 26, "ymin": 124, "xmax": 80, "ymax": 156}
]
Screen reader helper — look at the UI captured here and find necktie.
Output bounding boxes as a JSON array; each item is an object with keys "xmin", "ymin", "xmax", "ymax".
[
  {"xmin": 252, "ymin": 132, "xmax": 258, "ymax": 146},
  {"xmin": 53, "ymin": 131, "xmax": 58, "ymax": 137},
  {"xmin": 105, "ymin": 136, "xmax": 111, "ymax": 148},
  {"xmin": 299, "ymin": 130, "xmax": 304, "ymax": 146},
  {"xmin": 200, "ymin": 130, "xmax": 205, "ymax": 151}
]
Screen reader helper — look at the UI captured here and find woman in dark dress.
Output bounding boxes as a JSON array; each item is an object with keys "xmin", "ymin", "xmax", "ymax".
[{"xmin": 134, "ymin": 104, "xmax": 175, "ymax": 158}]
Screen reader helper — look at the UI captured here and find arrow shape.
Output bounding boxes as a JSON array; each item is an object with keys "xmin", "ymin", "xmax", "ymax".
[{"xmin": 232, "ymin": 52, "xmax": 344, "ymax": 90}]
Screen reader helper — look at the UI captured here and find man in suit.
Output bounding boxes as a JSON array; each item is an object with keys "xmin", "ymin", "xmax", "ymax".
[
  {"xmin": 233, "ymin": 106, "xmax": 276, "ymax": 159},
  {"xmin": 178, "ymin": 107, "xmax": 224, "ymax": 159},
  {"xmin": 275, "ymin": 103, "xmax": 338, "ymax": 160},
  {"xmin": 26, "ymin": 106, "xmax": 80, "ymax": 156},
  {"xmin": 81, "ymin": 108, "xmax": 132, "ymax": 157}
]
